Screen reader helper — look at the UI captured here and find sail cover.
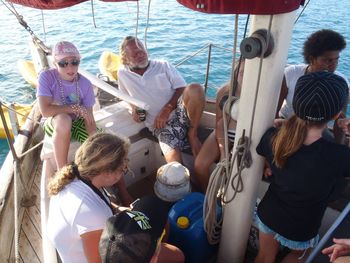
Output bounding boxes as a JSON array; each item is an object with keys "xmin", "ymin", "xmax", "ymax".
[
  {"xmin": 7, "ymin": 0, "xmax": 137, "ymax": 10},
  {"xmin": 177, "ymin": 0, "xmax": 304, "ymax": 14}
]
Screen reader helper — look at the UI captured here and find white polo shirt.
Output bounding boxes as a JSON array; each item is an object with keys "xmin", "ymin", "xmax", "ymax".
[{"xmin": 118, "ymin": 60, "xmax": 186, "ymax": 129}]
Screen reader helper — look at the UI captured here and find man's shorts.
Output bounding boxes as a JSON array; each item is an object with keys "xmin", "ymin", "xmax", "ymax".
[
  {"xmin": 43, "ymin": 117, "xmax": 89, "ymax": 143},
  {"xmin": 153, "ymin": 101, "xmax": 191, "ymax": 155}
]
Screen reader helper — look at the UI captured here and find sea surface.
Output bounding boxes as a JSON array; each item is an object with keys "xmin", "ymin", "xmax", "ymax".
[{"xmin": 1, "ymin": 0, "xmax": 350, "ymax": 166}]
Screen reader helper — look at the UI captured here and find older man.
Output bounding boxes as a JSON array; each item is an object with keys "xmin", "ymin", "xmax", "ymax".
[{"xmin": 117, "ymin": 36, "xmax": 205, "ymax": 163}]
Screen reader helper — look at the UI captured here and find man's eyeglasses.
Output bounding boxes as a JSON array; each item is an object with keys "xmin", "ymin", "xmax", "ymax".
[{"xmin": 57, "ymin": 59, "xmax": 80, "ymax": 68}]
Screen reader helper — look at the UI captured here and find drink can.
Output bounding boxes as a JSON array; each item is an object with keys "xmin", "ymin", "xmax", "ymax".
[{"xmin": 136, "ymin": 108, "xmax": 146, "ymax": 121}]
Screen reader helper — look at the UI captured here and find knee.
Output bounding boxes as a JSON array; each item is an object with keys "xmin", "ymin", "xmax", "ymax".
[
  {"xmin": 53, "ymin": 114, "xmax": 72, "ymax": 135},
  {"xmin": 184, "ymin": 83, "xmax": 205, "ymax": 101}
]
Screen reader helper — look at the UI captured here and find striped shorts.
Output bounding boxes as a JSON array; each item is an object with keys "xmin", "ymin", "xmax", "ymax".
[{"xmin": 43, "ymin": 117, "xmax": 89, "ymax": 143}]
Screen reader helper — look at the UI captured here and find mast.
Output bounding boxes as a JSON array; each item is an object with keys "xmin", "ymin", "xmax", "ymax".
[{"xmin": 218, "ymin": 11, "xmax": 297, "ymax": 263}]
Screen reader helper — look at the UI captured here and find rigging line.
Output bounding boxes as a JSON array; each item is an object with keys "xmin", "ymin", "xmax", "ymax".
[
  {"xmin": 227, "ymin": 15, "xmax": 239, "ymax": 104},
  {"xmin": 295, "ymin": 0, "xmax": 311, "ymax": 24},
  {"xmin": 248, "ymin": 14, "xmax": 274, "ymax": 143},
  {"xmin": 144, "ymin": 0, "xmax": 152, "ymax": 50},
  {"xmin": 1, "ymin": 0, "xmax": 50, "ymax": 53},
  {"xmin": 40, "ymin": 10, "xmax": 47, "ymax": 42},
  {"xmin": 222, "ymin": 15, "xmax": 240, "ymax": 172},
  {"xmin": 90, "ymin": 0, "xmax": 97, "ymax": 28},
  {"xmin": 222, "ymin": 15, "xmax": 249, "ymax": 195},
  {"xmin": 0, "ymin": 0, "xmax": 19, "ymax": 16},
  {"xmin": 135, "ymin": 0, "xmax": 139, "ymax": 39}
]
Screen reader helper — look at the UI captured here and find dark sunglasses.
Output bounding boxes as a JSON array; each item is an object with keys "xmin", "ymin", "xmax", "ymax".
[{"xmin": 57, "ymin": 59, "xmax": 80, "ymax": 68}]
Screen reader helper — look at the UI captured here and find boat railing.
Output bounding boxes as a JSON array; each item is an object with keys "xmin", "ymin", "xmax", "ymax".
[{"xmin": 174, "ymin": 43, "xmax": 234, "ymax": 95}]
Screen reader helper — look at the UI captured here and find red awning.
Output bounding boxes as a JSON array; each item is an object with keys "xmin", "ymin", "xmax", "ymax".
[
  {"xmin": 8, "ymin": 0, "xmax": 137, "ymax": 10},
  {"xmin": 177, "ymin": 0, "xmax": 304, "ymax": 15}
]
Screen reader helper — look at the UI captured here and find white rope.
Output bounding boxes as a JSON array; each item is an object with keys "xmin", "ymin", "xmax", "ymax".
[
  {"xmin": 203, "ymin": 160, "xmax": 228, "ymax": 244},
  {"xmin": 143, "ymin": 0, "xmax": 152, "ymax": 50},
  {"xmin": 135, "ymin": 0, "xmax": 139, "ymax": 38},
  {"xmin": 203, "ymin": 15, "xmax": 241, "ymax": 245},
  {"xmin": 40, "ymin": 10, "xmax": 47, "ymax": 42}
]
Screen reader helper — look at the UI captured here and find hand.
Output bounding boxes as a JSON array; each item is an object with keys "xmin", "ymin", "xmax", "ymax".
[
  {"xmin": 264, "ymin": 167, "xmax": 272, "ymax": 177},
  {"xmin": 154, "ymin": 107, "xmax": 172, "ymax": 129},
  {"xmin": 83, "ymin": 109, "xmax": 95, "ymax": 126},
  {"xmin": 322, "ymin": 238, "xmax": 350, "ymax": 262},
  {"xmin": 71, "ymin": 104, "xmax": 86, "ymax": 118},
  {"xmin": 188, "ymin": 129, "xmax": 202, "ymax": 158},
  {"xmin": 273, "ymin": 118, "xmax": 286, "ymax": 128},
  {"xmin": 263, "ymin": 160, "xmax": 272, "ymax": 177},
  {"xmin": 337, "ymin": 118, "xmax": 350, "ymax": 133},
  {"xmin": 131, "ymin": 108, "xmax": 142, "ymax": 123}
]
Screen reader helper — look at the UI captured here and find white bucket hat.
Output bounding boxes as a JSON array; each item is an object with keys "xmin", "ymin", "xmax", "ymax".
[{"xmin": 154, "ymin": 161, "xmax": 191, "ymax": 202}]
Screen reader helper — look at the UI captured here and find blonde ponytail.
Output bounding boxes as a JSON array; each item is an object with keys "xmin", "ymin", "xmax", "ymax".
[{"xmin": 272, "ymin": 116, "xmax": 307, "ymax": 168}]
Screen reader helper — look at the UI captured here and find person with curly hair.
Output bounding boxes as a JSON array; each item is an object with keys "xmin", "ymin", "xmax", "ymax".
[
  {"xmin": 277, "ymin": 29, "xmax": 349, "ymax": 120},
  {"xmin": 47, "ymin": 133, "xmax": 131, "ymax": 263}
]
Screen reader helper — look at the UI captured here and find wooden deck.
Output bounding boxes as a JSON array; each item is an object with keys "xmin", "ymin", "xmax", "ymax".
[{"xmin": 9, "ymin": 162, "xmax": 43, "ymax": 263}]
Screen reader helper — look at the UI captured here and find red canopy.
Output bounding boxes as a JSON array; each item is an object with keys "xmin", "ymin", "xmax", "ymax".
[
  {"xmin": 177, "ymin": 0, "xmax": 304, "ymax": 15},
  {"xmin": 8, "ymin": 0, "xmax": 137, "ymax": 10}
]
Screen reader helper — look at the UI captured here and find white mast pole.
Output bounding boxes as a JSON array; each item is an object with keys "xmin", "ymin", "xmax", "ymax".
[{"xmin": 218, "ymin": 10, "xmax": 297, "ymax": 263}]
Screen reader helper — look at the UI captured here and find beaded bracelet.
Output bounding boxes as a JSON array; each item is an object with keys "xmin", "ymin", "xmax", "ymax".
[{"xmin": 70, "ymin": 104, "xmax": 84, "ymax": 117}]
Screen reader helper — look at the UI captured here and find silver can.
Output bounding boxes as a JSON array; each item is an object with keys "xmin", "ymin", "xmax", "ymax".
[{"xmin": 136, "ymin": 108, "xmax": 146, "ymax": 121}]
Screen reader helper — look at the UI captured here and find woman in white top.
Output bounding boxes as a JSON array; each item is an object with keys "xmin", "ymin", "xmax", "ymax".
[
  {"xmin": 277, "ymin": 29, "xmax": 348, "ymax": 119},
  {"xmin": 47, "ymin": 133, "xmax": 130, "ymax": 263}
]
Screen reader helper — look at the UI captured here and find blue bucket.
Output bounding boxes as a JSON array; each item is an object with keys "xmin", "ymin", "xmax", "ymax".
[{"xmin": 168, "ymin": 192, "xmax": 220, "ymax": 263}]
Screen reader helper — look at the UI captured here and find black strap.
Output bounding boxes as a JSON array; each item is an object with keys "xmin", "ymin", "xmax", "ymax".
[{"xmin": 72, "ymin": 163, "xmax": 114, "ymax": 214}]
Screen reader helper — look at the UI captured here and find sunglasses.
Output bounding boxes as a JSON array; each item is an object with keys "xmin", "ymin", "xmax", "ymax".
[{"xmin": 57, "ymin": 59, "xmax": 80, "ymax": 68}]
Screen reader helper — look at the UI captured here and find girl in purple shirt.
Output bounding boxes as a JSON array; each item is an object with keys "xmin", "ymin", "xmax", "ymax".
[{"xmin": 37, "ymin": 41, "xmax": 96, "ymax": 169}]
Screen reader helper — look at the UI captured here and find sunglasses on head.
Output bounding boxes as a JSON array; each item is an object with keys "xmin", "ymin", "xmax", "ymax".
[{"xmin": 57, "ymin": 59, "xmax": 80, "ymax": 68}]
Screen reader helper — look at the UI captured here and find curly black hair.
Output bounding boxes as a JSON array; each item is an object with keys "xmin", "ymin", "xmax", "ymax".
[{"xmin": 303, "ymin": 29, "xmax": 346, "ymax": 63}]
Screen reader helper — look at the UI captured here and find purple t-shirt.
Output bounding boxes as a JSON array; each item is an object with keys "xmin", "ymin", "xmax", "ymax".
[{"xmin": 36, "ymin": 69, "xmax": 95, "ymax": 108}]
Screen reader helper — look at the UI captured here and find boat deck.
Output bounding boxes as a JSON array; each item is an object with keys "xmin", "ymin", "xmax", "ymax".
[{"xmin": 13, "ymin": 162, "xmax": 43, "ymax": 263}]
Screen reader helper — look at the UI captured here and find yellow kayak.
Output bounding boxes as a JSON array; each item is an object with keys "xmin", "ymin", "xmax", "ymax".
[
  {"xmin": 17, "ymin": 59, "xmax": 38, "ymax": 88},
  {"xmin": 0, "ymin": 103, "xmax": 33, "ymax": 139},
  {"xmin": 98, "ymin": 51, "xmax": 122, "ymax": 82}
]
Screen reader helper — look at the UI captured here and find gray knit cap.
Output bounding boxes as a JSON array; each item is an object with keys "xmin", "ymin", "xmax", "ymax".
[{"xmin": 293, "ymin": 71, "xmax": 348, "ymax": 122}]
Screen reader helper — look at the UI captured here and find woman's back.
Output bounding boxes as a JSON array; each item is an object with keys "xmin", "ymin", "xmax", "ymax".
[
  {"xmin": 257, "ymin": 127, "xmax": 350, "ymax": 241},
  {"xmin": 47, "ymin": 179, "xmax": 112, "ymax": 262}
]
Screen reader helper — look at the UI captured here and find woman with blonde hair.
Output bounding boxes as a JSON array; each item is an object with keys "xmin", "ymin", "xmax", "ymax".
[
  {"xmin": 47, "ymin": 132, "xmax": 131, "ymax": 263},
  {"xmin": 254, "ymin": 72, "xmax": 350, "ymax": 263}
]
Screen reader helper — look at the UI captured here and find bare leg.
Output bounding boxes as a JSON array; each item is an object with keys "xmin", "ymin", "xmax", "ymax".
[
  {"xmin": 183, "ymin": 83, "xmax": 205, "ymax": 158},
  {"xmin": 164, "ymin": 148, "xmax": 182, "ymax": 163},
  {"xmin": 115, "ymin": 177, "xmax": 133, "ymax": 206},
  {"xmin": 281, "ymin": 249, "xmax": 310, "ymax": 263},
  {"xmin": 194, "ymin": 131, "xmax": 220, "ymax": 192},
  {"xmin": 52, "ymin": 114, "xmax": 72, "ymax": 170},
  {"xmin": 254, "ymin": 231, "xmax": 279, "ymax": 263},
  {"xmin": 84, "ymin": 119, "xmax": 97, "ymax": 136},
  {"xmin": 155, "ymin": 243, "xmax": 185, "ymax": 263}
]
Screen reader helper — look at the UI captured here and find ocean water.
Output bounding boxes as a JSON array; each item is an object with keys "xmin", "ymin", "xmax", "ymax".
[{"xmin": 0, "ymin": 0, "xmax": 349, "ymax": 166}]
